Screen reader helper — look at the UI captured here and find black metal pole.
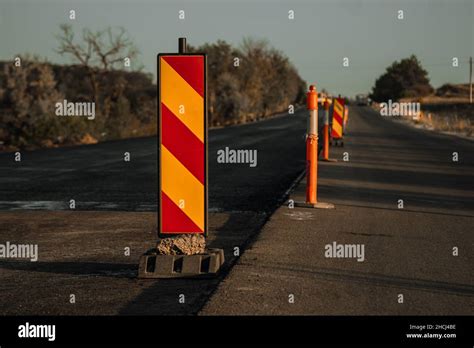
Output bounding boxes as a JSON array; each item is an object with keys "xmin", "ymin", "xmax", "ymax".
[{"xmin": 179, "ymin": 38, "xmax": 187, "ymax": 54}]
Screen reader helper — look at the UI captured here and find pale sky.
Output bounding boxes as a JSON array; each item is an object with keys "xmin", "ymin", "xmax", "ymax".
[{"xmin": 0, "ymin": 0, "xmax": 472, "ymax": 96}]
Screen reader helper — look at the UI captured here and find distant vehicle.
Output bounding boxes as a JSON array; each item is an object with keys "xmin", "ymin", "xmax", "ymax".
[{"xmin": 356, "ymin": 94, "xmax": 369, "ymax": 106}]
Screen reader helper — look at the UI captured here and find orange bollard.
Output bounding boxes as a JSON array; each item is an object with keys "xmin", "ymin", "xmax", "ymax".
[
  {"xmin": 322, "ymin": 98, "xmax": 330, "ymax": 160},
  {"xmin": 343, "ymin": 105, "xmax": 349, "ymax": 131},
  {"xmin": 321, "ymin": 97, "xmax": 337, "ymax": 162},
  {"xmin": 294, "ymin": 85, "xmax": 334, "ymax": 209},
  {"xmin": 306, "ymin": 85, "xmax": 318, "ymax": 204}
]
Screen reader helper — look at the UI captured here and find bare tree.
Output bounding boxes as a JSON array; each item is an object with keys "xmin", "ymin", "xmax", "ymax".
[{"xmin": 56, "ymin": 24, "xmax": 139, "ymax": 105}]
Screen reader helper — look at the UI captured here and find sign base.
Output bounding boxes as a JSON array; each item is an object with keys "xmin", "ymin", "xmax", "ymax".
[
  {"xmin": 294, "ymin": 201, "xmax": 335, "ymax": 209},
  {"xmin": 138, "ymin": 248, "xmax": 224, "ymax": 279}
]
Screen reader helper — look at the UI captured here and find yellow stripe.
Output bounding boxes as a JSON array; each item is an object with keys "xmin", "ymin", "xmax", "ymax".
[
  {"xmin": 161, "ymin": 145, "xmax": 204, "ymax": 230},
  {"xmin": 334, "ymin": 100, "xmax": 343, "ymax": 116},
  {"xmin": 333, "ymin": 122, "xmax": 342, "ymax": 136},
  {"xmin": 160, "ymin": 58, "xmax": 204, "ymax": 142}
]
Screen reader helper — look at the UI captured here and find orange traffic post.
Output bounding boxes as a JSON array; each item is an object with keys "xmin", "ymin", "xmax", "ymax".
[
  {"xmin": 295, "ymin": 85, "xmax": 334, "ymax": 209},
  {"xmin": 306, "ymin": 85, "xmax": 318, "ymax": 204},
  {"xmin": 321, "ymin": 97, "xmax": 337, "ymax": 162},
  {"xmin": 343, "ymin": 105, "xmax": 349, "ymax": 134}
]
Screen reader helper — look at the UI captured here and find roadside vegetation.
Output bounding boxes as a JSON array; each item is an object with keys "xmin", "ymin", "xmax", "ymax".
[
  {"xmin": 370, "ymin": 55, "xmax": 473, "ymax": 137},
  {"xmin": 0, "ymin": 25, "xmax": 305, "ymax": 151},
  {"xmin": 369, "ymin": 55, "xmax": 433, "ymax": 102},
  {"xmin": 188, "ymin": 38, "xmax": 306, "ymax": 126}
]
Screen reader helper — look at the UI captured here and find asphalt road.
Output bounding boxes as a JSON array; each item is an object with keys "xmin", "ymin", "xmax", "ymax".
[
  {"xmin": 1, "ymin": 106, "xmax": 472, "ymax": 315},
  {"xmin": 201, "ymin": 106, "xmax": 474, "ymax": 315},
  {"xmin": 0, "ymin": 109, "xmax": 309, "ymax": 315},
  {"xmin": 0, "ymin": 110, "xmax": 307, "ymax": 212}
]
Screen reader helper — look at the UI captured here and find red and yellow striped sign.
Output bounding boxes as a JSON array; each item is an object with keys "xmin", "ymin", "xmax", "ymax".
[
  {"xmin": 331, "ymin": 97, "xmax": 344, "ymax": 139},
  {"xmin": 158, "ymin": 54, "xmax": 207, "ymax": 236}
]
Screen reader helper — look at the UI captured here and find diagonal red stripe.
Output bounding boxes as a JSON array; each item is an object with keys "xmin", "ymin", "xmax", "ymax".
[
  {"xmin": 333, "ymin": 112, "xmax": 343, "ymax": 125},
  {"xmin": 161, "ymin": 103, "xmax": 204, "ymax": 184},
  {"xmin": 162, "ymin": 55, "xmax": 204, "ymax": 97},
  {"xmin": 331, "ymin": 128, "xmax": 342, "ymax": 138},
  {"xmin": 161, "ymin": 191, "xmax": 203, "ymax": 233}
]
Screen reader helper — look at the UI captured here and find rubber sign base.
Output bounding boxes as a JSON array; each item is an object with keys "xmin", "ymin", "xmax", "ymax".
[
  {"xmin": 137, "ymin": 248, "xmax": 224, "ymax": 279},
  {"xmin": 294, "ymin": 201, "xmax": 335, "ymax": 209}
]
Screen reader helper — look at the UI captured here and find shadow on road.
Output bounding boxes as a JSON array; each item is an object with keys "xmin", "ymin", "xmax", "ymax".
[
  {"xmin": 118, "ymin": 211, "xmax": 269, "ymax": 315},
  {"xmin": 0, "ymin": 260, "xmax": 137, "ymax": 278}
]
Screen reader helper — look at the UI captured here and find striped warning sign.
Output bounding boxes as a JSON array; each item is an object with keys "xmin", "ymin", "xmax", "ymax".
[
  {"xmin": 158, "ymin": 54, "xmax": 207, "ymax": 237},
  {"xmin": 332, "ymin": 97, "xmax": 344, "ymax": 139}
]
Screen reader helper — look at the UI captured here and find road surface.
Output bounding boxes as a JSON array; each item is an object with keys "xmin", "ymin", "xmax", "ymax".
[
  {"xmin": 0, "ymin": 110, "xmax": 308, "ymax": 212},
  {"xmin": 201, "ymin": 106, "xmax": 474, "ymax": 315},
  {"xmin": 0, "ymin": 106, "xmax": 472, "ymax": 315},
  {"xmin": 0, "ymin": 109, "xmax": 308, "ymax": 315}
]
